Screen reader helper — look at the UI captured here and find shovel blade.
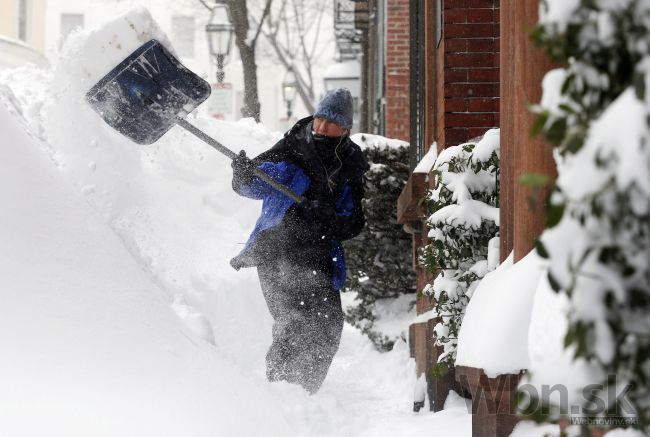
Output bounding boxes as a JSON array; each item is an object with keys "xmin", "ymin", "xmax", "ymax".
[{"xmin": 86, "ymin": 39, "xmax": 211, "ymax": 145}]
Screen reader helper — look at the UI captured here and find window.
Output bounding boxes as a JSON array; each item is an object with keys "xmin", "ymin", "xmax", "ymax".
[
  {"xmin": 17, "ymin": 0, "xmax": 28, "ymax": 42},
  {"xmin": 171, "ymin": 16, "xmax": 195, "ymax": 58},
  {"xmin": 60, "ymin": 13, "xmax": 84, "ymax": 39},
  {"xmin": 409, "ymin": 0, "xmax": 426, "ymax": 169}
]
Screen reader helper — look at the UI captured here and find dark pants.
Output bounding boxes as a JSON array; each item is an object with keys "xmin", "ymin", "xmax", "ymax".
[{"xmin": 257, "ymin": 260, "xmax": 344, "ymax": 394}]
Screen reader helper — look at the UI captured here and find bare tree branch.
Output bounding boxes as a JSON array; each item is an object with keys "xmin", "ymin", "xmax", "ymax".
[
  {"xmin": 250, "ymin": 0, "xmax": 273, "ymax": 48},
  {"xmin": 197, "ymin": 0, "xmax": 213, "ymax": 11},
  {"xmin": 226, "ymin": 0, "xmax": 261, "ymax": 120},
  {"xmin": 251, "ymin": 0, "xmax": 334, "ymax": 114},
  {"xmin": 292, "ymin": 0, "xmax": 315, "ymax": 95},
  {"xmin": 263, "ymin": 28, "xmax": 315, "ymax": 113}
]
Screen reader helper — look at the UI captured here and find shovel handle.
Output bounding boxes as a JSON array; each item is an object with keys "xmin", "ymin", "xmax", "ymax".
[
  {"xmin": 176, "ymin": 118, "xmax": 305, "ymax": 204},
  {"xmin": 177, "ymin": 117, "xmax": 238, "ymax": 159}
]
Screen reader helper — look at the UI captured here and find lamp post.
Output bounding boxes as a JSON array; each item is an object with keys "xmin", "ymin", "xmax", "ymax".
[
  {"xmin": 205, "ymin": 1, "xmax": 234, "ymax": 83},
  {"xmin": 282, "ymin": 68, "xmax": 297, "ymax": 119}
]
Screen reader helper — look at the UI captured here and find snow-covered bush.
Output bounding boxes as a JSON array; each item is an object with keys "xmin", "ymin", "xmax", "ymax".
[
  {"xmin": 527, "ymin": 0, "xmax": 650, "ymax": 431},
  {"xmin": 344, "ymin": 134, "xmax": 416, "ymax": 351},
  {"xmin": 420, "ymin": 130, "xmax": 500, "ymax": 374}
]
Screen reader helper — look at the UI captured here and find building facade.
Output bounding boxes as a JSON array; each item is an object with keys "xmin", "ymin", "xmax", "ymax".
[{"xmin": 356, "ymin": 1, "xmax": 556, "ymax": 436}]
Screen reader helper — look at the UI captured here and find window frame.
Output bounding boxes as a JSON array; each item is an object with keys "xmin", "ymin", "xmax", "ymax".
[{"xmin": 17, "ymin": 0, "xmax": 28, "ymax": 42}]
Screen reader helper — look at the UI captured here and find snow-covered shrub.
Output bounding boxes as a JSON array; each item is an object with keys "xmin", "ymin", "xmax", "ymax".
[
  {"xmin": 526, "ymin": 1, "xmax": 650, "ymax": 431},
  {"xmin": 420, "ymin": 130, "xmax": 500, "ymax": 374},
  {"xmin": 344, "ymin": 134, "xmax": 416, "ymax": 351}
]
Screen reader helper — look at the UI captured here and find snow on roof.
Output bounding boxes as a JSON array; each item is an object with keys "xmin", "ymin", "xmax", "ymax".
[
  {"xmin": 0, "ymin": 102, "xmax": 293, "ymax": 436},
  {"xmin": 323, "ymin": 60, "xmax": 360, "ymax": 79}
]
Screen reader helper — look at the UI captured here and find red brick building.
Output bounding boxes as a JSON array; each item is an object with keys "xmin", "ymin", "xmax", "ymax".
[
  {"xmin": 355, "ymin": 1, "xmax": 556, "ymax": 436},
  {"xmin": 384, "ymin": 0, "xmax": 411, "ymax": 141}
]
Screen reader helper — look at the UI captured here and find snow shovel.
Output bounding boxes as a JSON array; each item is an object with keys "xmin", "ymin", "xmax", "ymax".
[{"xmin": 85, "ymin": 39, "xmax": 304, "ymax": 203}]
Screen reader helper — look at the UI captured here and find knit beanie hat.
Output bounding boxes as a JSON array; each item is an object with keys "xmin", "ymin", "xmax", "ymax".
[{"xmin": 313, "ymin": 88, "xmax": 354, "ymax": 130}]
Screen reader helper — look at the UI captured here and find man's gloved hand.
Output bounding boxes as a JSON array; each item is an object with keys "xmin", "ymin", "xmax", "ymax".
[
  {"xmin": 231, "ymin": 150, "xmax": 256, "ymax": 179},
  {"xmin": 297, "ymin": 199, "xmax": 337, "ymax": 230}
]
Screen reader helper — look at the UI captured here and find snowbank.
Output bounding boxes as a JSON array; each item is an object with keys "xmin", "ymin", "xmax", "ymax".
[
  {"xmin": 0, "ymin": 103, "xmax": 291, "ymax": 436},
  {"xmin": 0, "ymin": 7, "xmax": 282, "ymax": 371},
  {"xmin": 455, "ymin": 251, "xmax": 545, "ymax": 377}
]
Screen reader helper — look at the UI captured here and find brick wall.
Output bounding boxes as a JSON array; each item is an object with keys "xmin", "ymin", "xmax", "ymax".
[
  {"xmin": 385, "ymin": 0, "xmax": 410, "ymax": 141},
  {"xmin": 436, "ymin": 0, "xmax": 500, "ymax": 147}
]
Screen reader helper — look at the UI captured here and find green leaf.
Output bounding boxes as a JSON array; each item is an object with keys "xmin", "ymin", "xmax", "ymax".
[
  {"xmin": 560, "ymin": 74, "xmax": 574, "ymax": 95},
  {"xmin": 622, "ymin": 265, "xmax": 636, "ymax": 278},
  {"xmin": 546, "ymin": 202, "xmax": 565, "ymax": 228},
  {"xmin": 634, "ymin": 71, "xmax": 646, "ymax": 100},
  {"xmin": 429, "ymin": 361, "xmax": 450, "ymax": 379},
  {"xmin": 563, "ymin": 133, "xmax": 584, "ymax": 155},
  {"xmin": 518, "ymin": 173, "xmax": 551, "ymax": 188},
  {"xmin": 564, "ymin": 325, "xmax": 575, "ymax": 348},
  {"xmin": 558, "ymin": 103, "xmax": 575, "ymax": 114},
  {"xmin": 531, "ymin": 111, "xmax": 549, "ymax": 137},
  {"xmin": 544, "ymin": 118, "xmax": 567, "ymax": 144},
  {"xmin": 547, "ymin": 272, "xmax": 562, "ymax": 292},
  {"xmin": 535, "ymin": 238, "xmax": 549, "ymax": 259}
]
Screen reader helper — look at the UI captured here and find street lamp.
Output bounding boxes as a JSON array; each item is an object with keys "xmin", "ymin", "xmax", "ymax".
[
  {"xmin": 205, "ymin": 1, "xmax": 234, "ymax": 83},
  {"xmin": 282, "ymin": 68, "xmax": 297, "ymax": 119}
]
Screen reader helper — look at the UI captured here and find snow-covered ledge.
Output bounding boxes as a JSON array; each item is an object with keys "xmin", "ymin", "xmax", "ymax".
[
  {"xmin": 455, "ymin": 250, "xmax": 546, "ymax": 375},
  {"xmin": 452, "ymin": 250, "xmax": 546, "ymax": 437}
]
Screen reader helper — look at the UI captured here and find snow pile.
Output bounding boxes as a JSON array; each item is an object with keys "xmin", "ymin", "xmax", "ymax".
[
  {"xmin": 455, "ymin": 251, "xmax": 546, "ymax": 376},
  {"xmin": 52, "ymin": 7, "xmax": 176, "ymax": 92},
  {"xmin": 0, "ymin": 8, "xmax": 282, "ymax": 371},
  {"xmin": 0, "ymin": 103, "xmax": 292, "ymax": 437}
]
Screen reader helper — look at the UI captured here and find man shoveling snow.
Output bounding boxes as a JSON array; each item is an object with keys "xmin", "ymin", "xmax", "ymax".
[
  {"xmin": 77, "ymin": 13, "xmax": 368, "ymax": 394},
  {"xmin": 230, "ymin": 88, "xmax": 369, "ymax": 393}
]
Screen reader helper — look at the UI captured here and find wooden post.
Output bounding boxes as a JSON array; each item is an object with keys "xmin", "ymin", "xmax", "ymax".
[{"xmin": 500, "ymin": 0, "xmax": 556, "ymax": 262}]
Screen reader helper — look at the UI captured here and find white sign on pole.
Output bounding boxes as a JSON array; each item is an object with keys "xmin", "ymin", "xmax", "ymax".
[{"xmin": 208, "ymin": 82, "xmax": 233, "ymax": 119}]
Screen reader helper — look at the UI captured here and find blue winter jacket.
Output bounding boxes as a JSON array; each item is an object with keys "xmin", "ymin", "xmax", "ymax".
[{"xmin": 230, "ymin": 116, "xmax": 369, "ymax": 291}]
